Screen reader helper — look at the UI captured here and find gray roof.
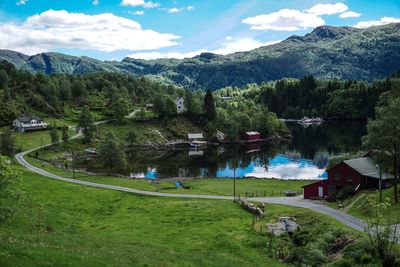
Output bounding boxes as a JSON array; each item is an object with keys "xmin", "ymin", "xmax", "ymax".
[
  {"xmin": 16, "ymin": 116, "xmax": 42, "ymax": 123},
  {"xmin": 343, "ymin": 157, "xmax": 393, "ymax": 180},
  {"xmin": 188, "ymin": 133, "xmax": 203, "ymax": 139}
]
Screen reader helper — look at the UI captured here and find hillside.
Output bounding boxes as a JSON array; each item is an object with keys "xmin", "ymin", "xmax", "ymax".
[{"xmin": 1, "ymin": 23, "xmax": 400, "ymax": 89}]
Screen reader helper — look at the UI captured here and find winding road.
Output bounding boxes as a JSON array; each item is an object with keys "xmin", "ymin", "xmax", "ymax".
[{"xmin": 15, "ymin": 123, "xmax": 367, "ymax": 232}]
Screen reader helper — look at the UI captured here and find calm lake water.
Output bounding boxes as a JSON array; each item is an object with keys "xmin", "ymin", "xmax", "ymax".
[{"xmin": 124, "ymin": 121, "xmax": 366, "ymax": 180}]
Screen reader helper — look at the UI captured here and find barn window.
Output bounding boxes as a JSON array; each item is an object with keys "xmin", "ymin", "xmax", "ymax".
[
  {"xmin": 346, "ymin": 176, "xmax": 353, "ymax": 182},
  {"xmin": 334, "ymin": 172, "xmax": 341, "ymax": 180}
]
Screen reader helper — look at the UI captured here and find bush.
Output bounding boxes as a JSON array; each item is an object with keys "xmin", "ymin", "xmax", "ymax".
[
  {"xmin": 303, "ymin": 248, "xmax": 328, "ymax": 267},
  {"xmin": 336, "ymin": 186, "xmax": 356, "ymax": 200}
]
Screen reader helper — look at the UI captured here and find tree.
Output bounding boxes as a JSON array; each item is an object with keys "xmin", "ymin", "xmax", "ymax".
[
  {"xmin": 126, "ymin": 130, "xmax": 137, "ymax": 147},
  {"xmin": 0, "ymin": 129, "xmax": 15, "ymax": 158},
  {"xmin": 363, "ymin": 92, "xmax": 400, "ymax": 202},
  {"xmin": 164, "ymin": 97, "xmax": 177, "ymax": 117},
  {"xmin": 62, "ymin": 126, "xmax": 70, "ymax": 145},
  {"xmin": 203, "ymin": 90, "xmax": 216, "ymax": 121},
  {"xmin": 0, "ymin": 156, "xmax": 22, "ymax": 223},
  {"xmin": 49, "ymin": 125, "xmax": 59, "ymax": 145},
  {"xmin": 112, "ymin": 98, "xmax": 129, "ymax": 122},
  {"xmin": 97, "ymin": 132, "xmax": 126, "ymax": 175},
  {"xmin": 78, "ymin": 106, "xmax": 96, "ymax": 143},
  {"xmin": 365, "ymin": 195, "xmax": 399, "ymax": 267}
]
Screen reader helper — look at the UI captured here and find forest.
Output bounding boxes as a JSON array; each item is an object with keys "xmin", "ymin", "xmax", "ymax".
[
  {"xmin": 217, "ymin": 74, "xmax": 399, "ymax": 120},
  {"xmin": 0, "ymin": 61, "xmax": 288, "ymax": 142}
]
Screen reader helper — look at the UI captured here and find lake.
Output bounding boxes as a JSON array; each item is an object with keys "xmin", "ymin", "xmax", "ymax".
[{"xmin": 122, "ymin": 121, "xmax": 367, "ymax": 180}]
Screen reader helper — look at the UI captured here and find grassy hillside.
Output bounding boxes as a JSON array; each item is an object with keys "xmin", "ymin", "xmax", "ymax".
[
  {"xmin": 0, "ymin": 166, "xmax": 284, "ymax": 266},
  {"xmin": 1, "ymin": 165, "xmax": 373, "ymax": 266}
]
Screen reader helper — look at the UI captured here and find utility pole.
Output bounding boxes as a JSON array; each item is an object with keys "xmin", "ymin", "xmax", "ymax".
[
  {"xmin": 379, "ymin": 165, "xmax": 383, "ymax": 203},
  {"xmin": 233, "ymin": 167, "xmax": 236, "ymax": 202},
  {"xmin": 72, "ymin": 149, "xmax": 76, "ymax": 179}
]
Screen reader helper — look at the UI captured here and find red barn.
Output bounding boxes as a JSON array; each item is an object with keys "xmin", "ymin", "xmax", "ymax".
[
  {"xmin": 243, "ymin": 131, "xmax": 261, "ymax": 141},
  {"xmin": 303, "ymin": 157, "xmax": 393, "ymax": 199}
]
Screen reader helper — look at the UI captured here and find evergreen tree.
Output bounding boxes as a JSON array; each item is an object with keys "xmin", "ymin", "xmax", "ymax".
[
  {"xmin": 49, "ymin": 125, "xmax": 59, "ymax": 145},
  {"xmin": 0, "ymin": 129, "xmax": 15, "ymax": 157},
  {"xmin": 98, "ymin": 132, "xmax": 126, "ymax": 175},
  {"xmin": 164, "ymin": 97, "xmax": 177, "ymax": 117},
  {"xmin": 78, "ymin": 106, "xmax": 96, "ymax": 143},
  {"xmin": 62, "ymin": 126, "xmax": 70, "ymax": 145},
  {"xmin": 203, "ymin": 90, "xmax": 216, "ymax": 121},
  {"xmin": 112, "ymin": 98, "xmax": 129, "ymax": 122},
  {"xmin": 126, "ymin": 130, "xmax": 137, "ymax": 146},
  {"xmin": 363, "ymin": 90, "xmax": 400, "ymax": 202}
]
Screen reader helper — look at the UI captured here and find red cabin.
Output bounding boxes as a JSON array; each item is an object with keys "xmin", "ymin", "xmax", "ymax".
[
  {"xmin": 243, "ymin": 131, "xmax": 261, "ymax": 141},
  {"xmin": 303, "ymin": 157, "xmax": 393, "ymax": 199}
]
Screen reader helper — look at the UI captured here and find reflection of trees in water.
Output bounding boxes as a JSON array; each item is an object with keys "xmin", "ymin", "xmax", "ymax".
[
  {"xmin": 121, "ymin": 121, "xmax": 365, "ymax": 178},
  {"xmin": 286, "ymin": 121, "xmax": 366, "ymax": 159},
  {"xmin": 125, "ymin": 143, "xmax": 284, "ymax": 178}
]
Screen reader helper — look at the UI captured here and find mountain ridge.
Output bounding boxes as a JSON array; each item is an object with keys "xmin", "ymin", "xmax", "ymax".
[{"xmin": 1, "ymin": 23, "xmax": 400, "ymax": 89}]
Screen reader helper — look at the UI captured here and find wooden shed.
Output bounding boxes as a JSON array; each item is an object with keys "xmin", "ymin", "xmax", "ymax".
[{"xmin": 243, "ymin": 131, "xmax": 261, "ymax": 141}]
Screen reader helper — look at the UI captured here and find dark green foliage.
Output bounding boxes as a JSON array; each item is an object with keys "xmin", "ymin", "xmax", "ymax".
[
  {"xmin": 0, "ymin": 129, "xmax": 15, "ymax": 157},
  {"xmin": 111, "ymin": 98, "xmax": 130, "ymax": 122},
  {"xmin": 203, "ymin": 90, "xmax": 216, "ymax": 121},
  {"xmin": 61, "ymin": 126, "xmax": 69, "ymax": 144},
  {"xmin": 0, "ymin": 156, "xmax": 22, "ymax": 223},
  {"xmin": 363, "ymin": 86, "xmax": 400, "ymax": 202},
  {"xmin": 336, "ymin": 186, "xmax": 356, "ymax": 201},
  {"xmin": 78, "ymin": 106, "xmax": 96, "ymax": 144},
  {"xmin": 2, "ymin": 24, "xmax": 400, "ymax": 90},
  {"xmin": 126, "ymin": 130, "xmax": 137, "ymax": 146},
  {"xmin": 49, "ymin": 125, "xmax": 59, "ymax": 145},
  {"xmin": 97, "ymin": 132, "xmax": 126, "ymax": 174}
]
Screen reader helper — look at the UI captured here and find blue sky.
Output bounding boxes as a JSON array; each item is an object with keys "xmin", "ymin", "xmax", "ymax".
[{"xmin": 0, "ymin": 0, "xmax": 399, "ymax": 60}]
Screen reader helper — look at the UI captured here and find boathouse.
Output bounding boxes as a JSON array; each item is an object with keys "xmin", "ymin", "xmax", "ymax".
[
  {"xmin": 303, "ymin": 157, "xmax": 393, "ymax": 199},
  {"xmin": 243, "ymin": 131, "xmax": 261, "ymax": 141}
]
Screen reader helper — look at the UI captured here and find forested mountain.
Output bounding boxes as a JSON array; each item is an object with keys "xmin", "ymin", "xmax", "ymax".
[{"xmin": 1, "ymin": 23, "xmax": 400, "ymax": 90}]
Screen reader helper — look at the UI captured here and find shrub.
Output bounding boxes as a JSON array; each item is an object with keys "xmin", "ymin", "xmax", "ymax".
[{"xmin": 336, "ymin": 186, "xmax": 355, "ymax": 200}]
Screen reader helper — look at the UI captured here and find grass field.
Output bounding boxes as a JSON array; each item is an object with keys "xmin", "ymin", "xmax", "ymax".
[
  {"xmin": 0, "ymin": 166, "xmax": 291, "ymax": 266},
  {"xmin": 0, "ymin": 165, "xmax": 362, "ymax": 266},
  {"xmin": 24, "ymin": 156, "xmax": 310, "ymax": 197}
]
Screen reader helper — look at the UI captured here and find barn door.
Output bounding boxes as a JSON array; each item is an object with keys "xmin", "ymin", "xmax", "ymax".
[{"xmin": 318, "ymin": 186, "xmax": 324, "ymax": 198}]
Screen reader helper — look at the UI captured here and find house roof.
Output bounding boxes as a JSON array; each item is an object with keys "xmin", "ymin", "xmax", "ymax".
[
  {"xmin": 188, "ymin": 133, "xmax": 203, "ymax": 139},
  {"xmin": 343, "ymin": 157, "xmax": 393, "ymax": 180},
  {"xmin": 16, "ymin": 116, "xmax": 42, "ymax": 123},
  {"xmin": 245, "ymin": 131, "xmax": 260, "ymax": 136}
]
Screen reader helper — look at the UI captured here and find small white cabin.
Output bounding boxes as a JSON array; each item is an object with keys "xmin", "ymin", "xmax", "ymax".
[
  {"xmin": 13, "ymin": 116, "xmax": 48, "ymax": 132},
  {"xmin": 175, "ymin": 97, "xmax": 186, "ymax": 114}
]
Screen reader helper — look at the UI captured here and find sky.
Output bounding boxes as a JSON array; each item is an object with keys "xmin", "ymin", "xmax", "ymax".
[{"xmin": 0, "ymin": 0, "xmax": 399, "ymax": 61}]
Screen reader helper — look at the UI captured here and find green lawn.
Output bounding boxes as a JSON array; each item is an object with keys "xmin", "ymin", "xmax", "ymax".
[
  {"xmin": 25, "ymin": 155, "xmax": 310, "ymax": 197},
  {"xmin": 345, "ymin": 188, "xmax": 400, "ymax": 220},
  {"xmin": 1, "ymin": 166, "xmax": 290, "ymax": 266},
  {"xmin": 13, "ymin": 129, "xmax": 76, "ymax": 151}
]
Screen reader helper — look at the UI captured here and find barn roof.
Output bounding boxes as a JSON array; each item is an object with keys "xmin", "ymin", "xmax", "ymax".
[
  {"xmin": 343, "ymin": 157, "xmax": 393, "ymax": 180},
  {"xmin": 245, "ymin": 131, "xmax": 260, "ymax": 135},
  {"xmin": 16, "ymin": 116, "xmax": 42, "ymax": 123}
]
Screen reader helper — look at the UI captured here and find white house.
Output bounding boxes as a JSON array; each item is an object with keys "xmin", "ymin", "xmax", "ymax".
[
  {"xmin": 13, "ymin": 116, "xmax": 48, "ymax": 132},
  {"xmin": 175, "ymin": 97, "xmax": 186, "ymax": 114}
]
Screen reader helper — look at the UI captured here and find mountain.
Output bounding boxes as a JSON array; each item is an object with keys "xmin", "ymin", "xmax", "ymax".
[{"xmin": 1, "ymin": 23, "xmax": 400, "ymax": 90}]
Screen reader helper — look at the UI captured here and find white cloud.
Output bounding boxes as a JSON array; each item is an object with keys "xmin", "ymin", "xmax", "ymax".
[
  {"xmin": 16, "ymin": 0, "xmax": 27, "ymax": 5},
  {"xmin": 92, "ymin": 0, "xmax": 99, "ymax": 5},
  {"xmin": 354, "ymin": 17, "xmax": 400, "ymax": 28},
  {"xmin": 131, "ymin": 10, "xmax": 144, "ymax": 15},
  {"xmin": 339, "ymin": 11, "xmax": 361, "ymax": 18},
  {"xmin": 0, "ymin": 10, "xmax": 179, "ymax": 55},
  {"xmin": 168, "ymin": 7, "xmax": 182, "ymax": 13},
  {"xmin": 306, "ymin": 3, "xmax": 348, "ymax": 16},
  {"xmin": 242, "ymin": 9, "xmax": 325, "ymax": 31},
  {"xmin": 127, "ymin": 38, "xmax": 281, "ymax": 59},
  {"xmin": 186, "ymin": 6, "xmax": 194, "ymax": 11},
  {"xmin": 121, "ymin": 0, "xmax": 160, "ymax": 8}
]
